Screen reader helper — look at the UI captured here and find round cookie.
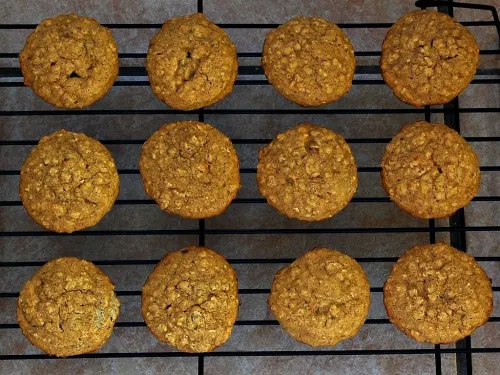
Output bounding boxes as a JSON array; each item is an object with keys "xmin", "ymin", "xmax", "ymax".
[
  {"xmin": 139, "ymin": 121, "xmax": 240, "ymax": 219},
  {"xmin": 262, "ymin": 16, "xmax": 355, "ymax": 107},
  {"xmin": 380, "ymin": 10, "xmax": 479, "ymax": 106},
  {"xmin": 257, "ymin": 123, "xmax": 357, "ymax": 221},
  {"xmin": 269, "ymin": 248, "xmax": 370, "ymax": 347},
  {"xmin": 141, "ymin": 246, "xmax": 239, "ymax": 353},
  {"xmin": 20, "ymin": 129, "xmax": 120, "ymax": 233},
  {"xmin": 146, "ymin": 13, "xmax": 238, "ymax": 111},
  {"xmin": 381, "ymin": 121, "xmax": 480, "ymax": 219},
  {"xmin": 17, "ymin": 257, "xmax": 120, "ymax": 357},
  {"xmin": 19, "ymin": 13, "xmax": 119, "ymax": 108},
  {"xmin": 384, "ymin": 243, "xmax": 493, "ymax": 344}
]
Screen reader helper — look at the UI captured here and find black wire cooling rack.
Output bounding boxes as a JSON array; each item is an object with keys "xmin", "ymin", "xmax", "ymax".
[{"xmin": 0, "ymin": 0, "xmax": 498, "ymax": 374}]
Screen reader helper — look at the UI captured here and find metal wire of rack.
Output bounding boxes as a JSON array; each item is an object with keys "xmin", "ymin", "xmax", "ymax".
[{"xmin": 0, "ymin": 0, "xmax": 498, "ymax": 374}]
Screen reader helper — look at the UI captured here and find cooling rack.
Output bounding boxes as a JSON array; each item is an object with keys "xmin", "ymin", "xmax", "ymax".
[{"xmin": 0, "ymin": 0, "xmax": 498, "ymax": 374}]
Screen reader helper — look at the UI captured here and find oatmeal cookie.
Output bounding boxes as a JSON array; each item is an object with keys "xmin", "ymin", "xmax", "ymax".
[
  {"xmin": 380, "ymin": 10, "xmax": 479, "ymax": 106},
  {"xmin": 381, "ymin": 121, "xmax": 480, "ymax": 219},
  {"xmin": 269, "ymin": 248, "xmax": 371, "ymax": 347},
  {"xmin": 146, "ymin": 13, "xmax": 238, "ymax": 110},
  {"xmin": 17, "ymin": 257, "xmax": 120, "ymax": 357},
  {"xmin": 384, "ymin": 243, "xmax": 493, "ymax": 344},
  {"xmin": 142, "ymin": 246, "xmax": 239, "ymax": 352},
  {"xmin": 20, "ymin": 130, "xmax": 119, "ymax": 233},
  {"xmin": 20, "ymin": 13, "xmax": 119, "ymax": 108},
  {"xmin": 139, "ymin": 121, "xmax": 240, "ymax": 219},
  {"xmin": 257, "ymin": 123, "xmax": 357, "ymax": 221},
  {"xmin": 262, "ymin": 16, "xmax": 356, "ymax": 107}
]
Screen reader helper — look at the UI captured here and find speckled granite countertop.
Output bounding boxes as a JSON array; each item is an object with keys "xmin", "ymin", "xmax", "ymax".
[{"xmin": 0, "ymin": 0, "xmax": 498, "ymax": 374}]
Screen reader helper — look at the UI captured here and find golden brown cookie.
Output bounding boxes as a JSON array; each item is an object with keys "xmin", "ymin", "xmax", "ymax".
[
  {"xmin": 380, "ymin": 10, "xmax": 479, "ymax": 106},
  {"xmin": 146, "ymin": 13, "xmax": 238, "ymax": 111},
  {"xmin": 262, "ymin": 17, "xmax": 355, "ymax": 107},
  {"xmin": 381, "ymin": 121, "xmax": 480, "ymax": 219},
  {"xmin": 384, "ymin": 243, "xmax": 493, "ymax": 344},
  {"xmin": 257, "ymin": 123, "xmax": 357, "ymax": 221},
  {"xmin": 17, "ymin": 257, "xmax": 120, "ymax": 357},
  {"xmin": 142, "ymin": 246, "xmax": 239, "ymax": 352},
  {"xmin": 19, "ymin": 13, "xmax": 119, "ymax": 108},
  {"xmin": 139, "ymin": 121, "xmax": 240, "ymax": 219},
  {"xmin": 269, "ymin": 248, "xmax": 370, "ymax": 347},
  {"xmin": 20, "ymin": 129, "xmax": 120, "ymax": 233}
]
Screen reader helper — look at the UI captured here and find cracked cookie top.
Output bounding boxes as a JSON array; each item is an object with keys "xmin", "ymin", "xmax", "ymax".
[
  {"xmin": 269, "ymin": 248, "xmax": 371, "ymax": 347},
  {"xmin": 146, "ymin": 13, "xmax": 238, "ymax": 111},
  {"xmin": 380, "ymin": 10, "xmax": 479, "ymax": 106},
  {"xmin": 141, "ymin": 246, "xmax": 239, "ymax": 352},
  {"xmin": 20, "ymin": 130, "xmax": 119, "ymax": 233},
  {"xmin": 384, "ymin": 243, "xmax": 493, "ymax": 344},
  {"xmin": 139, "ymin": 121, "xmax": 240, "ymax": 219},
  {"xmin": 19, "ymin": 13, "xmax": 119, "ymax": 108},
  {"xmin": 381, "ymin": 121, "xmax": 480, "ymax": 219},
  {"xmin": 262, "ymin": 17, "xmax": 355, "ymax": 107},
  {"xmin": 257, "ymin": 123, "xmax": 357, "ymax": 221},
  {"xmin": 17, "ymin": 257, "xmax": 120, "ymax": 357}
]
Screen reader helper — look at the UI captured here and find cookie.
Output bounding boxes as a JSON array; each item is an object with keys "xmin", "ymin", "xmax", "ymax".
[
  {"xmin": 257, "ymin": 123, "xmax": 357, "ymax": 221},
  {"xmin": 146, "ymin": 13, "xmax": 238, "ymax": 111},
  {"xmin": 384, "ymin": 243, "xmax": 493, "ymax": 344},
  {"xmin": 269, "ymin": 248, "xmax": 370, "ymax": 347},
  {"xmin": 17, "ymin": 257, "xmax": 120, "ymax": 357},
  {"xmin": 139, "ymin": 121, "xmax": 240, "ymax": 219},
  {"xmin": 19, "ymin": 13, "xmax": 119, "ymax": 108},
  {"xmin": 262, "ymin": 17, "xmax": 355, "ymax": 107},
  {"xmin": 20, "ymin": 130, "xmax": 120, "ymax": 233},
  {"xmin": 381, "ymin": 121, "xmax": 480, "ymax": 219},
  {"xmin": 380, "ymin": 10, "xmax": 479, "ymax": 106},
  {"xmin": 142, "ymin": 246, "xmax": 239, "ymax": 352}
]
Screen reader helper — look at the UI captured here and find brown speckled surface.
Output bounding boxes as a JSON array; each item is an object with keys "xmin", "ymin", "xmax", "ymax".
[{"xmin": 0, "ymin": 0, "xmax": 498, "ymax": 374}]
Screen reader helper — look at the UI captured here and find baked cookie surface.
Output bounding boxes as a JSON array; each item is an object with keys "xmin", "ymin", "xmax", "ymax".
[
  {"xmin": 20, "ymin": 130, "xmax": 119, "ymax": 233},
  {"xmin": 142, "ymin": 246, "xmax": 239, "ymax": 352},
  {"xmin": 380, "ymin": 10, "xmax": 479, "ymax": 106},
  {"xmin": 257, "ymin": 123, "xmax": 357, "ymax": 221},
  {"xmin": 139, "ymin": 121, "xmax": 240, "ymax": 219},
  {"xmin": 262, "ymin": 17, "xmax": 355, "ymax": 107},
  {"xmin": 384, "ymin": 243, "xmax": 493, "ymax": 344},
  {"xmin": 269, "ymin": 248, "xmax": 370, "ymax": 347},
  {"xmin": 147, "ymin": 13, "xmax": 238, "ymax": 110},
  {"xmin": 20, "ymin": 13, "xmax": 119, "ymax": 108},
  {"xmin": 17, "ymin": 257, "xmax": 120, "ymax": 357},
  {"xmin": 381, "ymin": 121, "xmax": 480, "ymax": 219}
]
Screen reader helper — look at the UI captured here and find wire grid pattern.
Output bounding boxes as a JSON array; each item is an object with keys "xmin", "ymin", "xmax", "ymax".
[{"xmin": 0, "ymin": 0, "xmax": 498, "ymax": 374}]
